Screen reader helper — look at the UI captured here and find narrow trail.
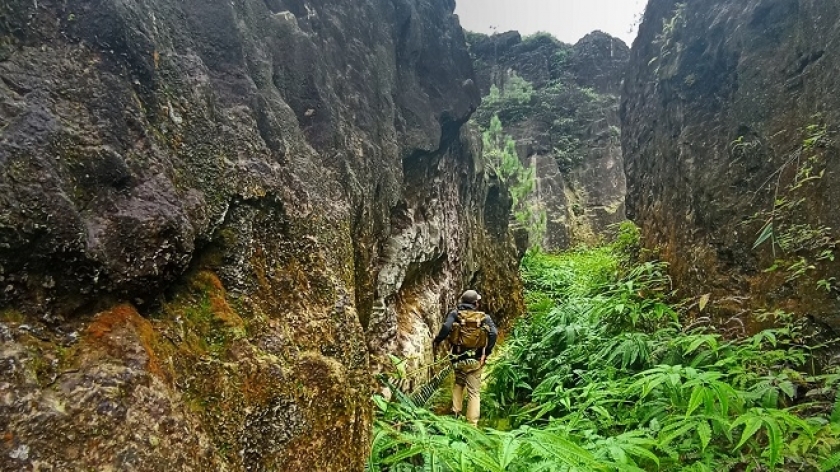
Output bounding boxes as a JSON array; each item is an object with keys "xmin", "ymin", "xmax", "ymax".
[{"xmin": 380, "ymin": 357, "xmax": 482, "ymax": 408}]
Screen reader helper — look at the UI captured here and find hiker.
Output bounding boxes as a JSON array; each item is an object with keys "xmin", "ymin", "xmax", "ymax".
[{"xmin": 432, "ymin": 289, "xmax": 498, "ymax": 426}]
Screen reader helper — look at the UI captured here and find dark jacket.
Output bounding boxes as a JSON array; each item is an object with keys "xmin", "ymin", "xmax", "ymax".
[{"xmin": 433, "ymin": 303, "xmax": 498, "ymax": 362}]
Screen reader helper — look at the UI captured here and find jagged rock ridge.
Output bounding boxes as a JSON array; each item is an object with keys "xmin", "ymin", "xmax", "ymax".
[
  {"xmin": 623, "ymin": 0, "xmax": 840, "ymax": 330},
  {"xmin": 468, "ymin": 30, "xmax": 629, "ymax": 250},
  {"xmin": 0, "ymin": 0, "xmax": 524, "ymax": 470}
]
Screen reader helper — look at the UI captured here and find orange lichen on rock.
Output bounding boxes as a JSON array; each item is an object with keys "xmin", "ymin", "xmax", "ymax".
[
  {"xmin": 241, "ymin": 369, "xmax": 275, "ymax": 405},
  {"xmin": 86, "ymin": 304, "xmax": 136, "ymax": 339},
  {"xmin": 193, "ymin": 270, "xmax": 225, "ymax": 292},
  {"xmin": 159, "ymin": 270, "xmax": 248, "ymax": 356},
  {"xmin": 85, "ymin": 304, "xmax": 167, "ymax": 381},
  {"xmin": 191, "ymin": 270, "xmax": 245, "ymax": 329}
]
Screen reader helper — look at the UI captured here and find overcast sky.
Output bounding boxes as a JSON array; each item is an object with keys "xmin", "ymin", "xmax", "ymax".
[{"xmin": 454, "ymin": 0, "xmax": 647, "ymax": 46}]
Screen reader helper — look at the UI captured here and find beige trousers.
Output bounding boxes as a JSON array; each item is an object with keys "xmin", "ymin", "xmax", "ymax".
[{"xmin": 452, "ymin": 365, "xmax": 483, "ymax": 426}]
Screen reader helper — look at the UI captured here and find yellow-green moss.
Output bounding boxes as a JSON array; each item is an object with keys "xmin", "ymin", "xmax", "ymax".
[
  {"xmin": 0, "ymin": 308, "xmax": 24, "ymax": 323},
  {"xmin": 157, "ymin": 270, "xmax": 247, "ymax": 358}
]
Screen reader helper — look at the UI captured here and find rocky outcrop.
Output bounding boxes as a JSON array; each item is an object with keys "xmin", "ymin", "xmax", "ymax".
[
  {"xmin": 469, "ymin": 31, "xmax": 629, "ymax": 250},
  {"xmin": 623, "ymin": 0, "xmax": 840, "ymax": 330},
  {"xmin": 0, "ymin": 0, "xmax": 524, "ymax": 470}
]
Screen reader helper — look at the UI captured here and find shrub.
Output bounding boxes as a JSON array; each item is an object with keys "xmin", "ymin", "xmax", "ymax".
[{"xmin": 370, "ymin": 234, "xmax": 840, "ymax": 471}]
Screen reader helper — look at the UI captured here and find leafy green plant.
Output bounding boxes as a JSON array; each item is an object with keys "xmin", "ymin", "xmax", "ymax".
[
  {"xmin": 520, "ymin": 31, "xmax": 558, "ymax": 47},
  {"xmin": 368, "ymin": 396, "xmax": 608, "ymax": 472},
  {"xmin": 748, "ymin": 123, "xmax": 837, "ymax": 286},
  {"xmin": 474, "ymin": 73, "xmax": 535, "ymax": 126},
  {"xmin": 371, "ymin": 232, "xmax": 840, "ymax": 471}
]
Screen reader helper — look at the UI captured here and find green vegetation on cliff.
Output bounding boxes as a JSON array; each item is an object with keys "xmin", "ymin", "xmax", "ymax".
[
  {"xmin": 482, "ymin": 115, "xmax": 546, "ymax": 248},
  {"xmin": 745, "ymin": 123, "xmax": 838, "ymax": 292},
  {"xmin": 621, "ymin": 0, "xmax": 840, "ymax": 335},
  {"xmin": 467, "ymin": 30, "xmax": 629, "ymax": 251},
  {"xmin": 469, "ymin": 33, "xmax": 620, "ymax": 173},
  {"xmin": 473, "ymin": 70, "xmax": 615, "ymax": 173},
  {"xmin": 369, "ymin": 224, "xmax": 840, "ymax": 471}
]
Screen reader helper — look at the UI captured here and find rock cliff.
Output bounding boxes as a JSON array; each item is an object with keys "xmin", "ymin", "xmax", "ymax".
[
  {"xmin": 468, "ymin": 31, "xmax": 629, "ymax": 250},
  {"xmin": 0, "ymin": 0, "xmax": 524, "ymax": 469},
  {"xmin": 623, "ymin": 0, "xmax": 840, "ymax": 330}
]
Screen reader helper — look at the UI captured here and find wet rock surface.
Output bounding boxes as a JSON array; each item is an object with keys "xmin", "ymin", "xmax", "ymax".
[
  {"xmin": 623, "ymin": 0, "xmax": 840, "ymax": 330},
  {"xmin": 0, "ymin": 0, "xmax": 524, "ymax": 469}
]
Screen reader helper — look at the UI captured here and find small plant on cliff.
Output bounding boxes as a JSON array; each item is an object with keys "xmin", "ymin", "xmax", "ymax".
[
  {"xmin": 483, "ymin": 115, "xmax": 526, "ymax": 185},
  {"xmin": 464, "ymin": 30, "xmax": 486, "ymax": 49},
  {"xmin": 490, "ymin": 72, "xmax": 534, "ymax": 107},
  {"xmin": 538, "ymin": 81, "xmax": 614, "ymax": 172},
  {"xmin": 483, "ymin": 115, "xmax": 546, "ymax": 247},
  {"xmin": 520, "ymin": 31, "xmax": 559, "ymax": 49},
  {"xmin": 474, "ymin": 73, "xmax": 535, "ymax": 126},
  {"xmin": 649, "ymin": 2, "xmax": 687, "ymax": 77},
  {"xmin": 747, "ymin": 123, "xmax": 838, "ymax": 288}
]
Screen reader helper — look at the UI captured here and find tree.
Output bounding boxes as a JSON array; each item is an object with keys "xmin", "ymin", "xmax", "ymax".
[{"xmin": 482, "ymin": 115, "xmax": 547, "ymax": 248}]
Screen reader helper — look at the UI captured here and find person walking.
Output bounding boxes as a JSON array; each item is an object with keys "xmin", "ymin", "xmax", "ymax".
[{"xmin": 433, "ymin": 290, "xmax": 498, "ymax": 426}]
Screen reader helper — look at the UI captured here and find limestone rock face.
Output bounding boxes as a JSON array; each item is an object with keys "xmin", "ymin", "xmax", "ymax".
[
  {"xmin": 0, "ymin": 0, "xmax": 524, "ymax": 470},
  {"xmin": 469, "ymin": 31, "xmax": 629, "ymax": 250},
  {"xmin": 623, "ymin": 0, "xmax": 840, "ymax": 329}
]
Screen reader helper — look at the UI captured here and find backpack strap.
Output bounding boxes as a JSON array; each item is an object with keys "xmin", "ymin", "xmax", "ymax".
[
  {"xmin": 480, "ymin": 313, "xmax": 489, "ymax": 356},
  {"xmin": 449, "ymin": 309, "xmax": 462, "ymax": 353}
]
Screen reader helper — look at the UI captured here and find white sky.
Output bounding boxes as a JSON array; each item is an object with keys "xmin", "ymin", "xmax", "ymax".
[{"xmin": 454, "ymin": 0, "xmax": 647, "ymax": 46}]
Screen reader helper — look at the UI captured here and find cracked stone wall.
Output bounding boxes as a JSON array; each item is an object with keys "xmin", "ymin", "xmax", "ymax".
[
  {"xmin": 0, "ymin": 0, "xmax": 524, "ymax": 470},
  {"xmin": 623, "ymin": 0, "xmax": 840, "ymax": 330}
]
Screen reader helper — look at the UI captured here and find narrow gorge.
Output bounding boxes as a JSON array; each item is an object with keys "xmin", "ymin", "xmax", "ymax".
[{"xmin": 2, "ymin": 0, "xmax": 840, "ymax": 470}]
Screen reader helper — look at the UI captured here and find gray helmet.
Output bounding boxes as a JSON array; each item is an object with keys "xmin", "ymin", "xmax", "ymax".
[{"xmin": 460, "ymin": 290, "xmax": 482, "ymax": 304}]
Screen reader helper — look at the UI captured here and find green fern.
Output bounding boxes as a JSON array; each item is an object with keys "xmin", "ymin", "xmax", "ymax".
[
  {"xmin": 371, "ymin": 233, "xmax": 840, "ymax": 471},
  {"xmin": 821, "ymin": 450, "xmax": 840, "ymax": 471}
]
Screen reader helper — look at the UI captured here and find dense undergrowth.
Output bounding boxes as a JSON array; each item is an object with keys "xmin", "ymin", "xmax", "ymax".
[{"xmin": 368, "ymin": 225, "xmax": 840, "ymax": 471}]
